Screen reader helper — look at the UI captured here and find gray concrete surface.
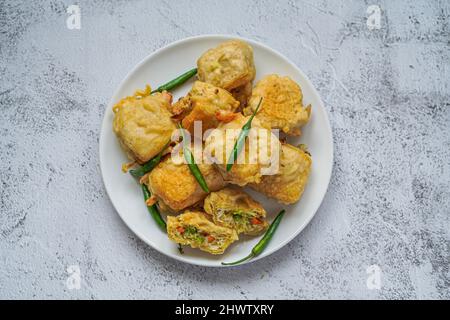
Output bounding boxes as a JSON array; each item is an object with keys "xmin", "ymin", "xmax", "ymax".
[{"xmin": 0, "ymin": 0, "xmax": 449, "ymax": 299}]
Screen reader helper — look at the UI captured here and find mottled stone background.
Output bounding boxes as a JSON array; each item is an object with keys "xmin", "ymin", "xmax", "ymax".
[{"xmin": 0, "ymin": 0, "xmax": 449, "ymax": 299}]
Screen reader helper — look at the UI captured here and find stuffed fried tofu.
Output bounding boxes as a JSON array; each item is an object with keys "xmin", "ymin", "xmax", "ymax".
[
  {"xmin": 250, "ymin": 144, "xmax": 311, "ymax": 204},
  {"xmin": 244, "ymin": 74, "xmax": 311, "ymax": 136},
  {"xmin": 171, "ymin": 81, "xmax": 240, "ymax": 133},
  {"xmin": 204, "ymin": 187, "xmax": 268, "ymax": 236},
  {"xmin": 167, "ymin": 210, "xmax": 238, "ymax": 254},
  {"xmin": 147, "ymin": 155, "xmax": 226, "ymax": 212},
  {"xmin": 197, "ymin": 40, "xmax": 255, "ymax": 91},
  {"xmin": 113, "ymin": 88, "xmax": 176, "ymax": 164},
  {"xmin": 204, "ymin": 114, "xmax": 281, "ymax": 186}
]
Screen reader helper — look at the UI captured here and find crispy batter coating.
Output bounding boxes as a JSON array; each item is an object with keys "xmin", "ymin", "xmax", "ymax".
[
  {"xmin": 113, "ymin": 89, "xmax": 175, "ymax": 163},
  {"xmin": 204, "ymin": 187, "xmax": 268, "ymax": 235},
  {"xmin": 167, "ymin": 210, "xmax": 238, "ymax": 254},
  {"xmin": 171, "ymin": 81, "xmax": 239, "ymax": 133},
  {"xmin": 147, "ymin": 155, "xmax": 227, "ymax": 212},
  {"xmin": 244, "ymin": 74, "xmax": 311, "ymax": 136},
  {"xmin": 169, "ymin": 95, "xmax": 191, "ymax": 121},
  {"xmin": 250, "ymin": 144, "xmax": 311, "ymax": 204},
  {"xmin": 197, "ymin": 40, "xmax": 256, "ymax": 91},
  {"xmin": 204, "ymin": 114, "xmax": 281, "ymax": 186}
]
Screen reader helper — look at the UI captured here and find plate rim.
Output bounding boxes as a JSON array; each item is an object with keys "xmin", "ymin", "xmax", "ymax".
[{"xmin": 99, "ymin": 34, "xmax": 334, "ymax": 267}]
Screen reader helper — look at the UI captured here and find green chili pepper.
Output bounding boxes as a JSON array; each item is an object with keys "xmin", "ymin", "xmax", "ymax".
[
  {"xmin": 178, "ymin": 124, "xmax": 210, "ymax": 193},
  {"xmin": 129, "ymin": 141, "xmax": 170, "ymax": 178},
  {"xmin": 221, "ymin": 209, "xmax": 285, "ymax": 266},
  {"xmin": 151, "ymin": 68, "xmax": 197, "ymax": 93},
  {"xmin": 141, "ymin": 184, "xmax": 166, "ymax": 231},
  {"xmin": 226, "ymin": 97, "xmax": 263, "ymax": 172}
]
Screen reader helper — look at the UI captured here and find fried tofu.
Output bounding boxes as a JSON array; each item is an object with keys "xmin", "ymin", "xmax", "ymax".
[
  {"xmin": 147, "ymin": 154, "xmax": 227, "ymax": 212},
  {"xmin": 243, "ymin": 74, "xmax": 311, "ymax": 136},
  {"xmin": 113, "ymin": 89, "xmax": 176, "ymax": 164},
  {"xmin": 171, "ymin": 81, "xmax": 240, "ymax": 133},
  {"xmin": 204, "ymin": 114, "xmax": 281, "ymax": 186},
  {"xmin": 204, "ymin": 187, "xmax": 268, "ymax": 236},
  {"xmin": 167, "ymin": 210, "xmax": 238, "ymax": 254},
  {"xmin": 250, "ymin": 144, "xmax": 311, "ymax": 204},
  {"xmin": 197, "ymin": 40, "xmax": 256, "ymax": 91}
]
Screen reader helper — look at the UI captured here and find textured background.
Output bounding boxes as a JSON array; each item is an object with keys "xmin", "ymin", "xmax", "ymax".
[{"xmin": 0, "ymin": 0, "xmax": 449, "ymax": 299}]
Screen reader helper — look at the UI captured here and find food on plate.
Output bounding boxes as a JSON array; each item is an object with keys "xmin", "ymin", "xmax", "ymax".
[
  {"xmin": 146, "ymin": 155, "xmax": 226, "ymax": 212},
  {"xmin": 204, "ymin": 113, "xmax": 281, "ymax": 186},
  {"xmin": 141, "ymin": 184, "xmax": 167, "ymax": 230},
  {"xmin": 111, "ymin": 38, "xmax": 317, "ymax": 259},
  {"xmin": 250, "ymin": 143, "xmax": 312, "ymax": 204},
  {"xmin": 204, "ymin": 187, "xmax": 268, "ymax": 235},
  {"xmin": 129, "ymin": 141, "xmax": 170, "ymax": 178},
  {"xmin": 112, "ymin": 87, "xmax": 176, "ymax": 164},
  {"xmin": 171, "ymin": 81, "xmax": 240, "ymax": 133},
  {"xmin": 197, "ymin": 40, "xmax": 255, "ymax": 91},
  {"xmin": 225, "ymin": 97, "xmax": 262, "ymax": 173},
  {"xmin": 167, "ymin": 210, "xmax": 238, "ymax": 254},
  {"xmin": 243, "ymin": 74, "xmax": 311, "ymax": 136},
  {"xmin": 222, "ymin": 209, "xmax": 285, "ymax": 265},
  {"xmin": 178, "ymin": 123, "xmax": 210, "ymax": 193}
]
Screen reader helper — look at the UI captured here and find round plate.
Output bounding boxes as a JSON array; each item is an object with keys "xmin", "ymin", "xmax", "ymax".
[{"xmin": 99, "ymin": 35, "xmax": 333, "ymax": 267}]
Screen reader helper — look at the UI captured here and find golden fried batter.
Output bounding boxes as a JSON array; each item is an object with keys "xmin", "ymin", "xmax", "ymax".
[
  {"xmin": 171, "ymin": 81, "xmax": 239, "ymax": 133},
  {"xmin": 204, "ymin": 187, "xmax": 268, "ymax": 235},
  {"xmin": 147, "ymin": 154, "xmax": 226, "ymax": 212},
  {"xmin": 250, "ymin": 144, "xmax": 311, "ymax": 204},
  {"xmin": 197, "ymin": 40, "xmax": 256, "ymax": 90},
  {"xmin": 113, "ymin": 88, "xmax": 175, "ymax": 164},
  {"xmin": 204, "ymin": 114, "xmax": 281, "ymax": 186},
  {"xmin": 244, "ymin": 74, "xmax": 311, "ymax": 136},
  {"xmin": 167, "ymin": 210, "xmax": 238, "ymax": 254}
]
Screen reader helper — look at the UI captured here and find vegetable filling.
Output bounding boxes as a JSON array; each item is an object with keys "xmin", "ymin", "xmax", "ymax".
[
  {"xmin": 176, "ymin": 225, "xmax": 217, "ymax": 245},
  {"xmin": 222, "ymin": 210, "xmax": 264, "ymax": 231}
]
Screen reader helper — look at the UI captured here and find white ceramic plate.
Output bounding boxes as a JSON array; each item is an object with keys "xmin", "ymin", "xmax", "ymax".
[{"xmin": 99, "ymin": 35, "xmax": 333, "ymax": 267}]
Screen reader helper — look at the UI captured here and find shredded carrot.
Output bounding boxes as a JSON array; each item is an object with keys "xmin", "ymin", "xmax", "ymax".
[
  {"xmin": 250, "ymin": 217, "xmax": 263, "ymax": 225},
  {"xmin": 177, "ymin": 226, "xmax": 185, "ymax": 234},
  {"xmin": 207, "ymin": 235, "xmax": 215, "ymax": 243}
]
